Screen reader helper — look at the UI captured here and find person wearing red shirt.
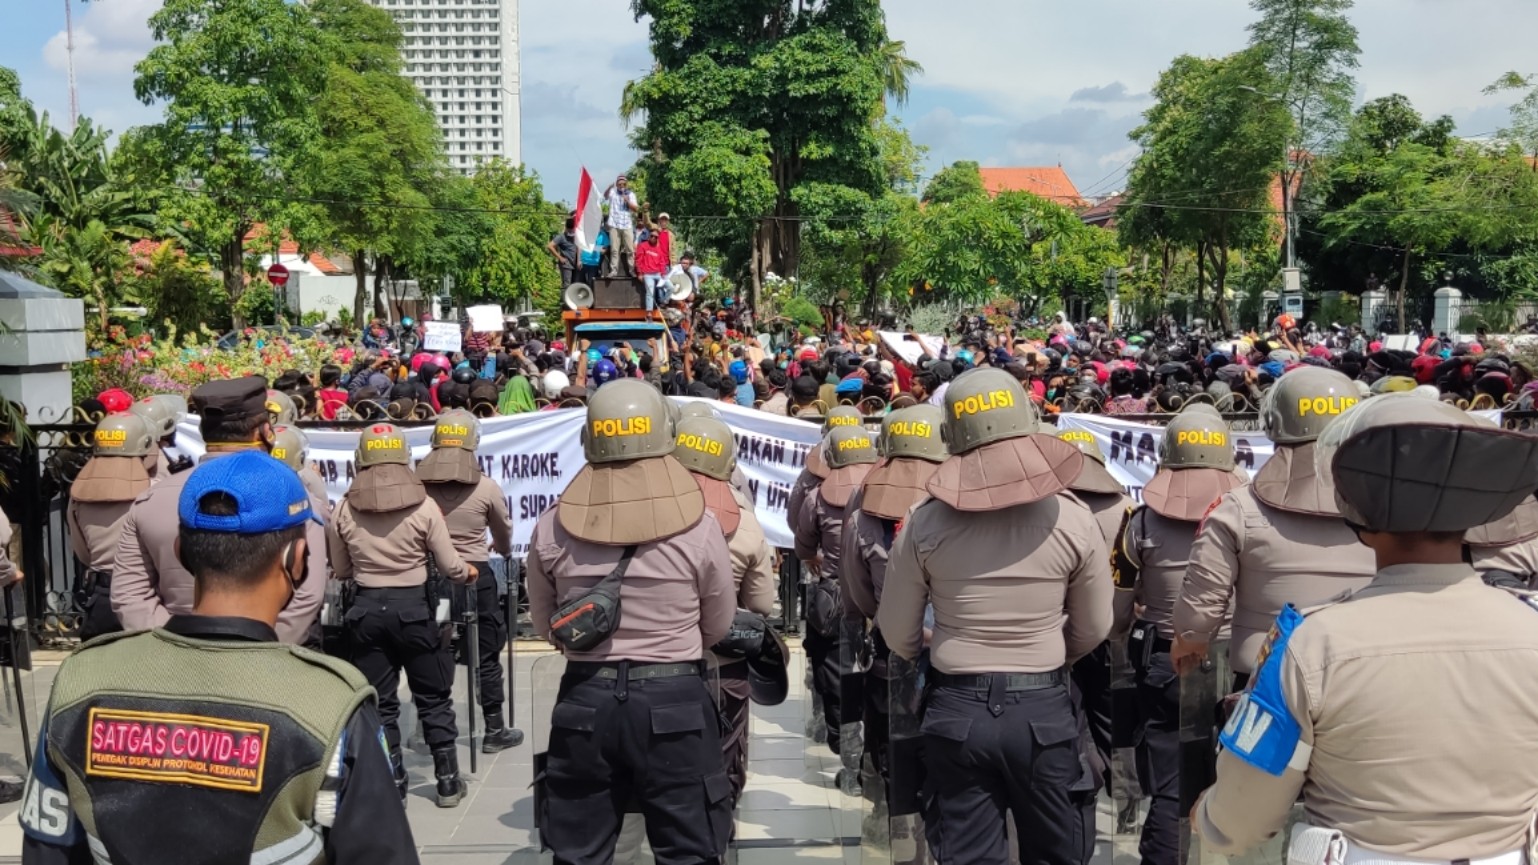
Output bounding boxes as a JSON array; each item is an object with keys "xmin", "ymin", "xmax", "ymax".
[{"xmin": 635, "ymin": 230, "xmax": 669, "ymax": 317}]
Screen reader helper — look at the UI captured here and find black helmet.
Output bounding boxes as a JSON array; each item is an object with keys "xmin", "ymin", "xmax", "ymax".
[{"xmin": 451, "ymin": 366, "xmax": 478, "ymax": 385}]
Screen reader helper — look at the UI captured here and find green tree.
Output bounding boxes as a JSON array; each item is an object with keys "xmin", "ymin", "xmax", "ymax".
[
  {"xmin": 921, "ymin": 160, "xmax": 986, "ymax": 205},
  {"xmin": 130, "ymin": 0, "xmax": 328, "ymax": 327},
  {"xmin": 1120, "ymin": 51, "xmax": 1290, "ymax": 331},
  {"xmin": 461, "ymin": 160, "xmax": 564, "ymax": 319},
  {"xmin": 1484, "ymin": 71, "xmax": 1538, "ymax": 167},
  {"xmin": 623, "ymin": 0, "xmax": 918, "ymax": 307},
  {"xmin": 301, "ymin": 0, "xmax": 446, "ymax": 324},
  {"xmin": 127, "ymin": 240, "xmax": 225, "ymax": 335}
]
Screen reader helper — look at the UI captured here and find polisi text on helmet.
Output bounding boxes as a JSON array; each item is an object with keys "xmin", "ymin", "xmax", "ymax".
[
  {"xmin": 827, "ymin": 415, "xmax": 860, "ymax": 427},
  {"xmin": 837, "ymin": 436, "xmax": 874, "ymax": 451},
  {"xmin": 1175, "ymin": 430, "xmax": 1227, "ymax": 447},
  {"xmin": 592, "ymin": 416, "xmax": 653, "ymax": 437},
  {"xmin": 952, "ymin": 389, "xmax": 1015, "ymax": 420},
  {"xmin": 1059, "ymin": 430, "xmax": 1094, "ymax": 444},
  {"xmin": 1297, "ymin": 396, "xmax": 1357, "ymax": 417},
  {"xmin": 365, "ymin": 437, "xmax": 404, "ymax": 451},
  {"xmin": 677, "ymin": 432, "xmax": 724, "ymax": 456},
  {"xmin": 271, "ymin": 447, "xmax": 289, "ymax": 461},
  {"xmin": 888, "ymin": 421, "xmax": 932, "ymax": 438},
  {"xmin": 95, "ymin": 429, "xmax": 127, "ymax": 445}
]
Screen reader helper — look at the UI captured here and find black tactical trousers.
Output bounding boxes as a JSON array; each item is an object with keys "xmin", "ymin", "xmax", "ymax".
[
  {"xmin": 541, "ymin": 666, "xmax": 732, "ymax": 865},
  {"xmin": 1069, "ymin": 642, "xmax": 1113, "ymax": 792},
  {"xmin": 803, "ymin": 625, "xmax": 844, "ymax": 753},
  {"xmin": 78, "ymin": 575, "xmax": 122, "ymax": 643},
  {"xmin": 1133, "ymin": 650, "xmax": 1179, "ymax": 865},
  {"xmin": 465, "ymin": 565, "xmax": 508, "ymax": 727},
  {"xmin": 718, "ymin": 660, "xmax": 751, "ymax": 804},
  {"xmin": 346, "ymin": 587, "xmax": 459, "ymax": 752},
  {"xmin": 920, "ymin": 680, "xmax": 1094, "ymax": 865}
]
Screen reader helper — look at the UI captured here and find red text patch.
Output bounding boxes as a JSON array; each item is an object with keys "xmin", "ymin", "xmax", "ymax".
[{"xmin": 85, "ymin": 708, "xmax": 269, "ymax": 793}]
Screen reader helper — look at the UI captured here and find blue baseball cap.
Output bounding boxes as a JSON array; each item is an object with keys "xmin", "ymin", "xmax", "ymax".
[
  {"xmin": 178, "ymin": 451, "xmax": 321, "ymax": 533},
  {"xmin": 729, "ymin": 359, "xmax": 749, "ymax": 384}
]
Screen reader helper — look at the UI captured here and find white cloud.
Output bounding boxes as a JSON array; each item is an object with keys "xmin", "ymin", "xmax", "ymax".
[{"xmin": 42, "ymin": 0, "xmax": 159, "ymax": 81}]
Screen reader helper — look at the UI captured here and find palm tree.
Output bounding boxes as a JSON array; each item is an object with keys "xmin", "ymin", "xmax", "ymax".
[{"xmin": 877, "ymin": 40, "xmax": 923, "ymax": 109}]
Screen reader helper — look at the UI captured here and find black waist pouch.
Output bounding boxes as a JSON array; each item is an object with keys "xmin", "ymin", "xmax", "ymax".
[{"xmin": 549, "ymin": 546, "xmax": 637, "ymax": 652}]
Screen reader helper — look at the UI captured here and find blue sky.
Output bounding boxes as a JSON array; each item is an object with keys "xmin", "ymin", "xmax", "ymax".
[{"xmin": 4, "ymin": 0, "xmax": 1533, "ymax": 208}]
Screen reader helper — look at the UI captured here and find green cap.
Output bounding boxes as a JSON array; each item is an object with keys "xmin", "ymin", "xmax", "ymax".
[
  {"xmin": 1158, "ymin": 411, "xmax": 1236, "ymax": 470},
  {"xmin": 1262, "ymin": 367, "xmax": 1359, "ymax": 444},
  {"xmin": 432, "ymin": 409, "xmax": 481, "ymax": 452},
  {"xmin": 674, "ymin": 416, "xmax": 736, "ymax": 482},
  {"xmin": 356, "ymin": 422, "xmax": 411, "ymax": 467},
  {"xmin": 822, "ymin": 405, "xmax": 863, "ymax": 435},
  {"xmin": 270, "ymin": 424, "xmax": 310, "ymax": 470},
  {"xmin": 583, "ymin": 379, "xmax": 675, "ymax": 464},
  {"xmin": 941, "ymin": 368, "xmax": 1038, "ymax": 455},
  {"xmin": 823, "ymin": 425, "xmax": 880, "ymax": 469},
  {"xmin": 880, "ymin": 405, "xmax": 947, "ymax": 463},
  {"xmin": 93, "ymin": 413, "xmax": 156, "ymax": 458}
]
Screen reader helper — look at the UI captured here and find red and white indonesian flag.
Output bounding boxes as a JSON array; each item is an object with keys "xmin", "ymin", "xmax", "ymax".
[{"xmin": 575, "ymin": 168, "xmax": 603, "ymax": 254}]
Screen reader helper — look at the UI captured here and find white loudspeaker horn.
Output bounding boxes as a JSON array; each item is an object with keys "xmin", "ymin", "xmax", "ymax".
[
  {"xmin": 668, "ymin": 272, "xmax": 695, "ymax": 302},
  {"xmin": 564, "ymin": 282, "xmax": 594, "ymax": 310}
]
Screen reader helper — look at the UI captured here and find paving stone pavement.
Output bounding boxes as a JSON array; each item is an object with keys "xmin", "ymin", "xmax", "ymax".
[{"xmin": 0, "ymin": 643, "xmax": 1146, "ymax": 865}]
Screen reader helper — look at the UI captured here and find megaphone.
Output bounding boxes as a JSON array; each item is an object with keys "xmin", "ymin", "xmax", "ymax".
[
  {"xmin": 564, "ymin": 282, "xmax": 594, "ymax": 310},
  {"xmin": 668, "ymin": 271, "xmax": 695, "ymax": 303}
]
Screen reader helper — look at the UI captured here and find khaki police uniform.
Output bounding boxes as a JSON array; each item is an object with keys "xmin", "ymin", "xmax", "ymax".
[
  {"xmin": 272, "ymin": 425, "xmax": 332, "ymax": 649},
  {"xmin": 673, "ymin": 415, "xmax": 778, "ymax": 804},
  {"xmin": 1467, "ymin": 499, "xmax": 1538, "ymax": 586},
  {"xmin": 21, "ymin": 451, "xmax": 416, "ymax": 865},
  {"xmin": 419, "ymin": 410, "xmax": 521, "ymax": 750},
  {"xmin": 67, "ymin": 414, "xmax": 160, "ymax": 641},
  {"xmin": 329, "ymin": 423, "xmax": 472, "ymax": 807},
  {"xmin": 1115, "ymin": 407, "xmax": 1243, "ymax": 865},
  {"xmin": 788, "ymin": 405, "xmax": 863, "ymax": 541},
  {"xmin": 526, "ymin": 380, "xmax": 736, "ymax": 865},
  {"xmin": 111, "ymin": 379, "xmax": 325, "ymax": 644},
  {"xmin": 795, "ymin": 425, "xmax": 879, "ymax": 782},
  {"xmin": 1175, "ymin": 368, "xmax": 1375, "ymax": 679},
  {"xmin": 878, "ymin": 368, "xmax": 1111, "ymax": 865},
  {"xmin": 129, "ymin": 394, "xmax": 191, "ymax": 477},
  {"xmin": 1196, "ymin": 395, "xmax": 1538, "ymax": 862}
]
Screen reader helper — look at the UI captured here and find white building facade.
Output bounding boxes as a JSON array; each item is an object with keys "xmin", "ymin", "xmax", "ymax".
[{"xmin": 366, "ymin": 0, "xmax": 522, "ymax": 174}]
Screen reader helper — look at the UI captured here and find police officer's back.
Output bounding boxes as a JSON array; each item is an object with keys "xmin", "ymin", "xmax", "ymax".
[
  {"xmin": 112, "ymin": 377, "xmax": 325, "ymax": 643},
  {"xmin": 1466, "ymin": 497, "xmax": 1538, "ymax": 587},
  {"xmin": 22, "ymin": 452, "xmax": 416, "ymax": 865},
  {"xmin": 788, "ymin": 405, "xmax": 862, "ymax": 539},
  {"xmin": 526, "ymin": 379, "xmax": 735, "ymax": 865},
  {"xmin": 1173, "ymin": 367, "xmax": 1376, "ymax": 678},
  {"xmin": 272, "ymin": 424, "xmax": 331, "ymax": 510},
  {"xmin": 67, "ymin": 413, "xmax": 160, "ymax": 641},
  {"xmin": 1196, "ymin": 395, "xmax": 1538, "ymax": 860},
  {"xmin": 877, "ymin": 368, "xmax": 1112, "ymax": 865},
  {"xmin": 329, "ymin": 423, "xmax": 473, "ymax": 806},
  {"xmin": 418, "ymin": 410, "xmax": 522, "ymax": 752}
]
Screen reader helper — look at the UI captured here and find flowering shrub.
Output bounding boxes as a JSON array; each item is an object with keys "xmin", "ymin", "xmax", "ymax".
[{"xmin": 73, "ymin": 325, "xmax": 350, "ymax": 401}]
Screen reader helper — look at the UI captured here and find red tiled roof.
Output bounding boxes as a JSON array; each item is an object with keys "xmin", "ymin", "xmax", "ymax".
[
  {"xmin": 978, "ymin": 166, "xmax": 1083, "ymax": 206},
  {"xmin": 243, "ymin": 223, "xmax": 341, "ymax": 273},
  {"xmin": 1079, "ymin": 194, "xmax": 1125, "ymax": 229}
]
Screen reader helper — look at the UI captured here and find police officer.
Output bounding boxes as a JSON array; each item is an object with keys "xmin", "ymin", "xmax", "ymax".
[
  {"xmin": 1172, "ymin": 367, "xmax": 1376, "ymax": 683},
  {"xmin": 418, "ymin": 409, "xmax": 523, "ymax": 752},
  {"xmin": 526, "ymin": 379, "xmax": 735, "ymax": 865},
  {"xmin": 267, "ymin": 388, "xmax": 299, "ymax": 425},
  {"xmin": 272, "ymin": 424, "xmax": 330, "ymax": 507},
  {"xmin": 1466, "ymin": 497, "xmax": 1538, "ymax": 586},
  {"xmin": 1057, "ymin": 429, "xmax": 1135, "ymax": 807},
  {"xmin": 1114, "ymin": 406, "xmax": 1243, "ymax": 865},
  {"xmin": 674, "ymin": 414, "xmax": 777, "ymax": 800},
  {"xmin": 113, "ymin": 377, "xmax": 325, "ymax": 643},
  {"xmin": 21, "ymin": 451, "xmax": 417, "ymax": 865},
  {"xmin": 128, "ymin": 393, "xmax": 191, "ymax": 475},
  {"xmin": 788, "ymin": 404, "xmax": 864, "ymax": 539},
  {"xmin": 878, "ymin": 367, "xmax": 1112, "ymax": 865},
  {"xmin": 795, "ymin": 425, "xmax": 879, "ymax": 793},
  {"xmin": 67, "ymin": 413, "xmax": 160, "ymax": 641},
  {"xmin": 840, "ymin": 405, "xmax": 946, "ymax": 852},
  {"xmin": 1195, "ymin": 395, "xmax": 1538, "ymax": 860},
  {"xmin": 330, "ymin": 423, "xmax": 473, "ymax": 807}
]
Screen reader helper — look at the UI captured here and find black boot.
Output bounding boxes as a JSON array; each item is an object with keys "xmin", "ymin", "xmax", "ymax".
[
  {"xmin": 481, "ymin": 725, "xmax": 524, "ymax": 753},
  {"xmin": 389, "ymin": 748, "xmax": 407, "ymax": 802},
  {"xmin": 432, "ymin": 747, "xmax": 467, "ymax": 808}
]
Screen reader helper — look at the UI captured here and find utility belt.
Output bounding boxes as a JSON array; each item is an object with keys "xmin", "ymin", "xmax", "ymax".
[
  {"xmin": 1288, "ymin": 823, "xmax": 1526, "ymax": 865},
  {"xmin": 931, "ymin": 669, "xmax": 1066, "ymax": 693},
  {"xmin": 355, "ymin": 586, "xmax": 431, "ymax": 603},
  {"xmin": 87, "ymin": 570, "xmax": 111, "ymax": 590},
  {"xmin": 1128, "ymin": 620, "xmax": 1173, "ymax": 667},
  {"xmin": 563, "ymin": 660, "xmax": 708, "ymax": 704}
]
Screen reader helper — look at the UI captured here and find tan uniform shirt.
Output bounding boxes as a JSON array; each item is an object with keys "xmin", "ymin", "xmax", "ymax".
[
  {"xmin": 111, "ymin": 452, "xmax": 325, "ymax": 643},
  {"xmin": 879, "ymin": 492, "xmax": 1112, "ymax": 674},
  {"xmin": 840, "ymin": 487, "xmax": 894, "ymax": 620},
  {"xmin": 0, "ymin": 515, "xmax": 15, "ymax": 585},
  {"xmin": 1075, "ymin": 490, "xmax": 1135, "ymax": 636},
  {"xmin": 1120, "ymin": 507, "xmax": 1197, "ymax": 639},
  {"xmin": 67, "ymin": 499, "xmax": 135, "ymax": 573},
  {"xmin": 299, "ymin": 467, "xmax": 329, "ymax": 513},
  {"xmin": 726, "ymin": 487, "xmax": 777, "ymax": 615},
  {"xmin": 329, "ymin": 497, "xmax": 468, "ymax": 588},
  {"xmin": 1471, "ymin": 538, "xmax": 1538, "ymax": 584},
  {"xmin": 525, "ymin": 508, "xmax": 735, "ymax": 663},
  {"xmin": 1197, "ymin": 564, "xmax": 1538, "ymax": 859},
  {"xmin": 794, "ymin": 492, "xmax": 849, "ymax": 579},
  {"xmin": 787, "ymin": 468, "xmax": 818, "ymax": 540},
  {"xmin": 1177, "ymin": 486, "xmax": 1377, "ymax": 673},
  {"xmin": 424, "ymin": 476, "xmax": 514, "ymax": 566}
]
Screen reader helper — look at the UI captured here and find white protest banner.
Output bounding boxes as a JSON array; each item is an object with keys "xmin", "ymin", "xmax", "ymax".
[
  {"xmin": 466, "ymin": 304, "xmax": 503, "ymax": 333},
  {"xmin": 422, "ymin": 320, "xmax": 461, "ymax": 352},
  {"xmin": 878, "ymin": 331, "xmax": 945, "ymax": 366},
  {"xmin": 1055, "ymin": 414, "xmax": 1276, "ymax": 503}
]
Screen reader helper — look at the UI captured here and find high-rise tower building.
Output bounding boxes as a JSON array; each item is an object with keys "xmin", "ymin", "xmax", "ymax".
[{"xmin": 366, "ymin": 0, "xmax": 521, "ymax": 174}]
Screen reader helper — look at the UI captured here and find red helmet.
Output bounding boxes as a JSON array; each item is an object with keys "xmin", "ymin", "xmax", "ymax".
[{"xmin": 1274, "ymin": 313, "xmax": 1297, "ymax": 332}]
